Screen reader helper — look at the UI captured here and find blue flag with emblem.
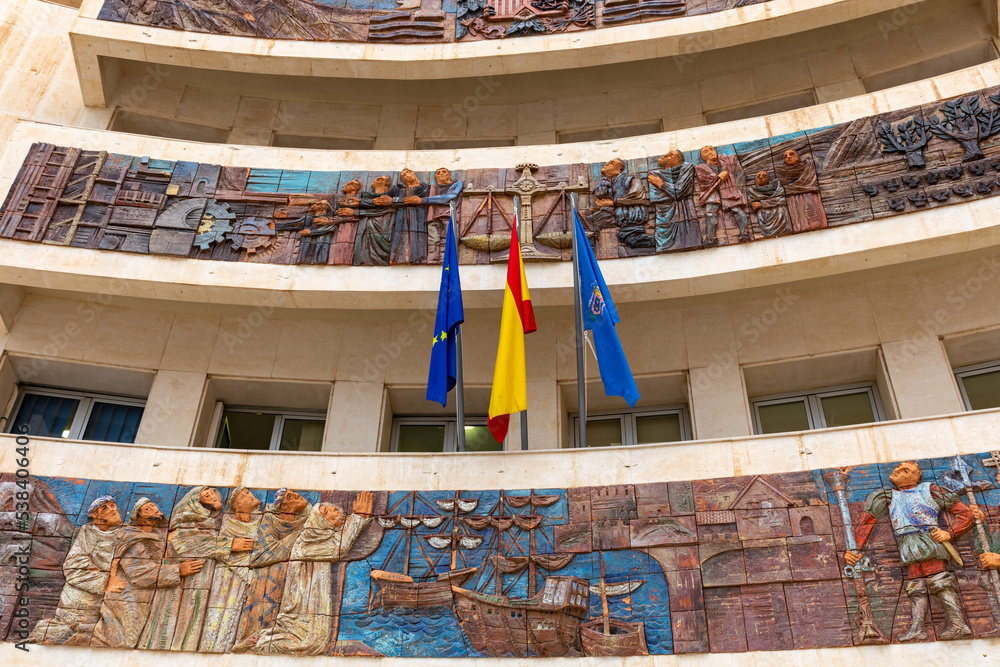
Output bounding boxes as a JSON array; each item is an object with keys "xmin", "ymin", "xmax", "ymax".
[
  {"xmin": 573, "ymin": 210, "xmax": 640, "ymax": 407},
  {"xmin": 426, "ymin": 215, "xmax": 465, "ymax": 406}
]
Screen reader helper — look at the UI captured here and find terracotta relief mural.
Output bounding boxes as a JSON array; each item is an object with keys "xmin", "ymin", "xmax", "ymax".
[
  {"xmin": 5, "ymin": 86, "xmax": 1000, "ymax": 267},
  {"xmin": 96, "ymin": 0, "xmax": 772, "ymax": 44},
  {"xmin": 3, "ymin": 451, "xmax": 1000, "ymax": 656}
]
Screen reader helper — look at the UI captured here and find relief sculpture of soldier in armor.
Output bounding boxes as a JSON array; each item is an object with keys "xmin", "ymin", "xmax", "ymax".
[{"xmin": 845, "ymin": 461, "xmax": 974, "ymax": 642}]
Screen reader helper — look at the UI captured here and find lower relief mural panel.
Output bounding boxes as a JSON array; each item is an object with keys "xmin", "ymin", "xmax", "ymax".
[{"xmin": 3, "ymin": 450, "xmax": 1000, "ymax": 656}]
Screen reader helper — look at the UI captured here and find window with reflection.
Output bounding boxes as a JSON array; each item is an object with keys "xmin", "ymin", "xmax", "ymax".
[
  {"xmin": 391, "ymin": 417, "xmax": 504, "ymax": 453},
  {"xmin": 9, "ymin": 387, "xmax": 145, "ymax": 444},
  {"xmin": 572, "ymin": 408, "xmax": 689, "ymax": 447},
  {"xmin": 752, "ymin": 384, "xmax": 883, "ymax": 435},
  {"xmin": 215, "ymin": 409, "xmax": 325, "ymax": 452},
  {"xmin": 955, "ymin": 362, "xmax": 1000, "ymax": 411}
]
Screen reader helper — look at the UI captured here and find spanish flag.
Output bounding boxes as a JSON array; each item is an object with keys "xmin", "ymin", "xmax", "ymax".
[{"xmin": 487, "ymin": 213, "xmax": 536, "ymax": 443}]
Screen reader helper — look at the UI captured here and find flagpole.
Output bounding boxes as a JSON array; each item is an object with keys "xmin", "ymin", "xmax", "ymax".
[
  {"xmin": 513, "ymin": 194, "xmax": 529, "ymax": 452},
  {"xmin": 451, "ymin": 202, "xmax": 467, "ymax": 453},
  {"xmin": 570, "ymin": 195, "xmax": 587, "ymax": 449}
]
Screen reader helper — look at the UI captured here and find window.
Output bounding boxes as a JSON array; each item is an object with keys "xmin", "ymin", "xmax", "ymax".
[
  {"xmin": 214, "ymin": 408, "xmax": 325, "ymax": 452},
  {"xmin": 390, "ymin": 417, "xmax": 503, "ymax": 453},
  {"xmin": 572, "ymin": 408, "xmax": 690, "ymax": 447},
  {"xmin": 9, "ymin": 387, "xmax": 145, "ymax": 443},
  {"xmin": 955, "ymin": 362, "xmax": 1000, "ymax": 411},
  {"xmin": 751, "ymin": 384, "xmax": 884, "ymax": 435}
]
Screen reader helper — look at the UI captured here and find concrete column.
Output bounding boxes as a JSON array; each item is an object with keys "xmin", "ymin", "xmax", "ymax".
[
  {"xmin": 689, "ymin": 364, "xmax": 753, "ymax": 439},
  {"xmin": 684, "ymin": 304, "xmax": 752, "ymax": 439},
  {"xmin": 881, "ymin": 338, "xmax": 964, "ymax": 418},
  {"xmin": 324, "ymin": 380, "xmax": 385, "ymax": 453},
  {"xmin": 525, "ymin": 380, "xmax": 560, "ymax": 450},
  {"xmin": 0, "ymin": 285, "xmax": 24, "ymax": 334},
  {"xmin": 134, "ymin": 370, "xmax": 207, "ymax": 447}
]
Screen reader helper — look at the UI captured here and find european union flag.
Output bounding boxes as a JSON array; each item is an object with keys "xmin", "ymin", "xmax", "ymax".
[
  {"xmin": 574, "ymin": 210, "xmax": 640, "ymax": 407},
  {"xmin": 426, "ymin": 216, "xmax": 465, "ymax": 406}
]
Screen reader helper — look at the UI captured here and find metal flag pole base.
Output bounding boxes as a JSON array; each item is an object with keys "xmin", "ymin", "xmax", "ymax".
[{"xmin": 520, "ymin": 410, "xmax": 528, "ymax": 451}]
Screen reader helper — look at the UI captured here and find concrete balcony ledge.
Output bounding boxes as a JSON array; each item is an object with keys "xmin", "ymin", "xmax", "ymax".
[
  {"xmin": 69, "ymin": 0, "xmax": 921, "ymax": 105},
  {"xmin": 3, "ymin": 62, "xmax": 1000, "ymax": 309},
  {"xmin": 2, "ymin": 406, "xmax": 997, "ymax": 496}
]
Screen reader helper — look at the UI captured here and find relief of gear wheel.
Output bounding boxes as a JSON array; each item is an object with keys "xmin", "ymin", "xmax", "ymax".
[{"xmin": 228, "ymin": 216, "xmax": 276, "ymax": 254}]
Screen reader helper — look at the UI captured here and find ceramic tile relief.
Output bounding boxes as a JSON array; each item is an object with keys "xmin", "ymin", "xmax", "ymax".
[
  {"xmin": 3, "ymin": 451, "xmax": 1000, "ymax": 655},
  {"xmin": 95, "ymin": 0, "xmax": 773, "ymax": 45},
  {"xmin": 4, "ymin": 86, "xmax": 1000, "ymax": 267}
]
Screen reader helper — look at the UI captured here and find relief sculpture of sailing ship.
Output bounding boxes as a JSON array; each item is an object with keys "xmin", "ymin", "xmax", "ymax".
[
  {"xmin": 451, "ymin": 490, "xmax": 589, "ymax": 657},
  {"xmin": 369, "ymin": 491, "xmax": 481, "ymax": 610},
  {"xmin": 580, "ymin": 552, "xmax": 648, "ymax": 657}
]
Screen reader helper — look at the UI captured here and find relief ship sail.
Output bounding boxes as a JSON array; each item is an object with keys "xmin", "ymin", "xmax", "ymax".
[
  {"xmin": 369, "ymin": 490, "xmax": 480, "ymax": 609},
  {"xmin": 451, "ymin": 490, "xmax": 589, "ymax": 657},
  {"xmin": 579, "ymin": 552, "xmax": 648, "ymax": 657}
]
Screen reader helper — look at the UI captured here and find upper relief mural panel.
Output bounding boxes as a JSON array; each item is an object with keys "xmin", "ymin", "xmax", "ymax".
[
  {"xmin": 3, "ymin": 85, "xmax": 1000, "ymax": 269},
  {"xmin": 96, "ymin": 0, "xmax": 772, "ymax": 44}
]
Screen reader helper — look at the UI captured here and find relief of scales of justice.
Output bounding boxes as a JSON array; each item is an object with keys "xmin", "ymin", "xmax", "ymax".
[{"xmin": 460, "ymin": 163, "xmax": 594, "ymax": 261}]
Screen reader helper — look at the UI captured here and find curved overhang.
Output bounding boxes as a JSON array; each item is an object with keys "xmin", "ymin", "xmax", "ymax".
[
  {"xmin": 3, "ymin": 62, "xmax": 1000, "ymax": 309},
  {"xmin": 70, "ymin": 0, "xmax": 922, "ymax": 105}
]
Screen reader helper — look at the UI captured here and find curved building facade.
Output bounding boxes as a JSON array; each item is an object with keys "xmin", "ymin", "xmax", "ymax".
[{"xmin": 2, "ymin": 0, "xmax": 1000, "ymax": 664}]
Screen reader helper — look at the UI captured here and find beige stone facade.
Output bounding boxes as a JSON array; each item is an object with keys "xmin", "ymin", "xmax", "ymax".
[{"xmin": 3, "ymin": 0, "xmax": 1000, "ymax": 662}]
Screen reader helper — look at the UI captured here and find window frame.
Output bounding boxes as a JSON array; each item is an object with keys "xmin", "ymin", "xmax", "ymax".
[
  {"xmin": 571, "ymin": 406, "xmax": 691, "ymax": 448},
  {"xmin": 750, "ymin": 383, "xmax": 885, "ymax": 435},
  {"xmin": 954, "ymin": 360, "xmax": 1000, "ymax": 411},
  {"xmin": 389, "ymin": 415, "xmax": 503, "ymax": 453},
  {"xmin": 7, "ymin": 385, "xmax": 147, "ymax": 442},
  {"xmin": 213, "ymin": 405, "xmax": 327, "ymax": 452}
]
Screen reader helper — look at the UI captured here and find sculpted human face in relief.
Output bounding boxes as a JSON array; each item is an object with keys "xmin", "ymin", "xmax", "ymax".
[
  {"xmin": 137, "ymin": 501, "xmax": 166, "ymax": 527},
  {"xmin": 756, "ymin": 171, "xmax": 770, "ymax": 187},
  {"xmin": 92, "ymin": 501, "xmax": 122, "ymax": 529},
  {"xmin": 232, "ymin": 488, "xmax": 260, "ymax": 515},
  {"xmin": 889, "ymin": 461, "xmax": 922, "ymax": 489},
  {"xmin": 372, "ymin": 176, "xmax": 392, "ymax": 195},
  {"xmin": 700, "ymin": 146, "xmax": 719, "ymax": 165},
  {"xmin": 279, "ymin": 490, "xmax": 308, "ymax": 515},
  {"xmin": 434, "ymin": 168, "xmax": 452, "ymax": 186},
  {"xmin": 400, "ymin": 169, "xmax": 421, "ymax": 187},
  {"xmin": 600, "ymin": 160, "xmax": 623, "ymax": 179},
  {"xmin": 199, "ymin": 487, "xmax": 223, "ymax": 511},
  {"xmin": 784, "ymin": 149, "xmax": 800, "ymax": 166},
  {"xmin": 342, "ymin": 180, "xmax": 361, "ymax": 197},
  {"xmin": 318, "ymin": 504, "xmax": 346, "ymax": 529},
  {"xmin": 658, "ymin": 150, "xmax": 683, "ymax": 169}
]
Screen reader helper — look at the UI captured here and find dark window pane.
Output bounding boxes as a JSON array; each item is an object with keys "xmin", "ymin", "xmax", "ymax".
[
  {"xmin": 962, "ymin": 370, "xmax": 1000, "ymax": 410},
  {"xmin": 84, "ymin": 402, "xmax": 144, "ymax": 443},
  {"xmin": 12, "ymin": 393, "xmax": 79, "ymax": 438},
  {"xmin": 635, "ymin": 414, "xmax": 683, "ymax": 444},
  {"xmin": 217, "ymin": 412, "xmax": 275, "ymax": 450},
  {"xmin": 820, "ymin": 392, "xmax": 876, "ymax": 427},
  {"xmin": 463, "ymin": 425, "xmax": 503, "ymax": 452},
  {"xmin": 279, "ymin": 419, "xmax": 325, "ymax": 452},
  {"xmin": 397, "ymin": 424, "xmax": 446, "ymax": 453},
  {"xmin": 585, "ymin": 418, "xmax": 623, "ymax": 447},
  {"xmin": 758, "ymin": 400, "xmax": 810, "ymax": 434}
]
